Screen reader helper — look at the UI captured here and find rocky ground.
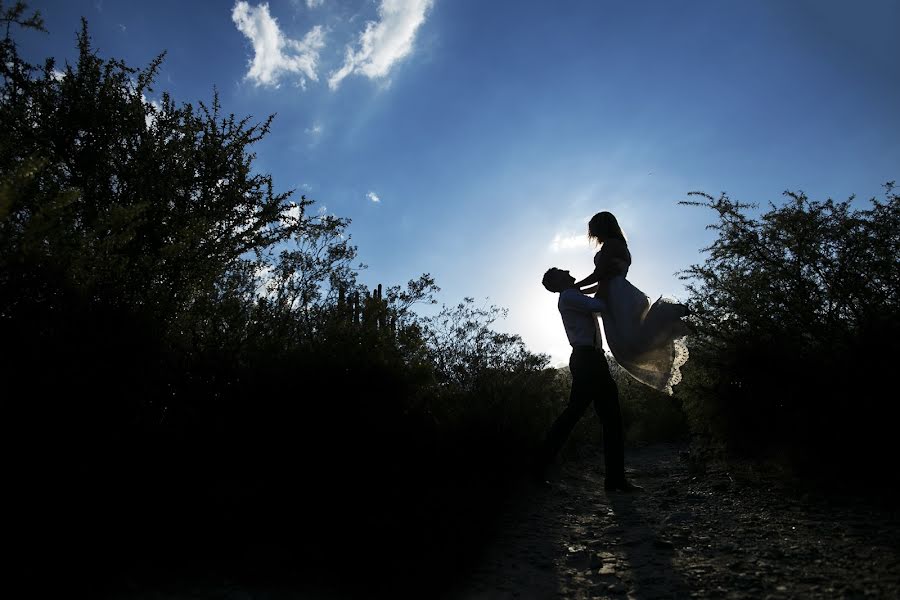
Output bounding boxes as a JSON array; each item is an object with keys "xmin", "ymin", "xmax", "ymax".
[
  {"xmin": 100, "ymin": 442, "xmax": 899, "ymax": 599},
  {"xmin": 446, "ymin": 442, "xmax": 900, "ymax": 600}
]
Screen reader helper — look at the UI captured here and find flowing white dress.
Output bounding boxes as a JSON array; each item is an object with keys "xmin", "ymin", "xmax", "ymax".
[{"xmin": 591, "ymin": 246, "xmax": 690, "ymax": 395}]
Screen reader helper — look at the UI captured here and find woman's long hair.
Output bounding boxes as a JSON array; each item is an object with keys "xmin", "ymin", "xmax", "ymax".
[{"xmin": 588, "ymin": 211, "xmax": 627, "ymax": 245}]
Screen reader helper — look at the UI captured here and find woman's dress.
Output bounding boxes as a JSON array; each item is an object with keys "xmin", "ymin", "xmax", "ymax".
[{"xmin": 591, "ymin": 245, "xmax": 690, "ymax": 395}]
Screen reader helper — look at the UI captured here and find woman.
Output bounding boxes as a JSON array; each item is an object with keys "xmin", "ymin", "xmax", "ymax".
[{"xmin": 574, "ymin": 211, "xmax": 690, "ymax": 395}]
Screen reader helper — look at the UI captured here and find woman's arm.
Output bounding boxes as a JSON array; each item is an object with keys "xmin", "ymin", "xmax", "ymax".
[{"xmin": 574, "ymin": 271, "xmax": 600, "ymax": 289}]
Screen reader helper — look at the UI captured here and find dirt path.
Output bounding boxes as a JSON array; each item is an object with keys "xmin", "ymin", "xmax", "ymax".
[{"xmin": 445, "ymin": 442, "xmax": 900, "ymax": 599}]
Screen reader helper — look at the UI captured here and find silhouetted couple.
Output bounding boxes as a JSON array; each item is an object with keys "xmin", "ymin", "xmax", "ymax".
[{"xmin": 536, "ymin": 211, "xmax": 690, "ymax": 492}]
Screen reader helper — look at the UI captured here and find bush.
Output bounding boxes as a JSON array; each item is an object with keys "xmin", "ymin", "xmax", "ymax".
[
  {"xmin": 0, "ymin": 7, "xmax": 568, "ymax": 593},
  {"xmin": 677, "ymin": 184, "xmax": 899, "ymax": 479}
]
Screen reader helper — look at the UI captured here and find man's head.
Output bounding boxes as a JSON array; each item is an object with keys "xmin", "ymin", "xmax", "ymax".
[{"xmin": 542, "ymin": 267, "xmax": 575, "ymax": 293}]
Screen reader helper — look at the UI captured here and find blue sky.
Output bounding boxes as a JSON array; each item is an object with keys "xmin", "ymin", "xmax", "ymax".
[{"xmin": 21, "ymin": 0, "xmax": 900, "ymax": 366}]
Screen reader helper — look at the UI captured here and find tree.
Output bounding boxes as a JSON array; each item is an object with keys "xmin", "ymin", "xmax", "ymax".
[
  {"xmin": 3, "ymin": 14, "xmax": 357, "ymax": 339},
  {"xmin": 677, "ymin": 183, "xmax": 899, "ymax": 474},
  {"xmin": 0, "ymin": 5, "xmax": 363, "ymax": 436},
  {"xmin": 425, "ymin": 297, "xmax": 548, "ymax": 391}
]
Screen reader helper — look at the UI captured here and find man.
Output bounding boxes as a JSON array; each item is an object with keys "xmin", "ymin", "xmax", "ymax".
[{"xmin": 537, "ymin": 267, "xmax": 641, "ymax": 492}]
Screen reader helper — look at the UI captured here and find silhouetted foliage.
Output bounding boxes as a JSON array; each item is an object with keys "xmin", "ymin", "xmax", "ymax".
[
  {"xmin": 608, "ymin": 357, "xmax": 689, "ymax": 444},
  {"xmin": 421, "ymin": 297, "xmax": 566, "ymax": 467},
  {"xmin": 1, "ymin": 7, "xmax": 570, "ymax": 594},
  {"xmin": 678, "ymin": 184, "xmax": 899, "ymax": 478},
  {"xmin": 0, "ymin": 8, "xmax": 365, "ymax": 449}
]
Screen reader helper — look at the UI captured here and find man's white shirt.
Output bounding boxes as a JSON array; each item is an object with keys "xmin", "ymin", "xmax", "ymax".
[{"xmin": 558, "ymin": 288, "xmax": 607, "ymax": 348}]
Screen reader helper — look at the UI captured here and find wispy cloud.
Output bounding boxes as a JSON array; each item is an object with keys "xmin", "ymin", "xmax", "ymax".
[
  {"xmin": 254, "ymin": 263, "xmax": 276, "ymax": 299},
  {"xmin": 305, "ymin": 122, "xmax": 323, "ymax": 137},
  {"xmin": 304, "ymin": 121, "xmax": 324, "ymax": 147},
  {"xmin": 232, "ymin": 1, "xmax": 326, "ymax": 88},
  {"xmin": 290, "ymin": 0, "xmax": 324, "ymax": 10},
  {"xmin": 283, "ymin": 202, "xmax": 302, "ymax": 223},
  {"xmin": 366, "ymin": 191, "xmax": 381, "ymax": 203},
  {"xmin": 549, "ymin": 232, "xmax": 590, "ymax": 253},
  {"xmin": 328, "ymin": 0, "xmax": 433, "ymax": 90},
  {"xmin": 141, "ymin": 93, "xmax": 162, "ymax": 129}
]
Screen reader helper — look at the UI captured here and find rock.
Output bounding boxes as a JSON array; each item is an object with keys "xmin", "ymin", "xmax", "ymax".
[
  {"xmin": 598, "ymin": 564, "xmax": 617, "ymax": 576},
  {"xmin": 446, "ymin": 442, "xmax": 900, "ymax": 600}
]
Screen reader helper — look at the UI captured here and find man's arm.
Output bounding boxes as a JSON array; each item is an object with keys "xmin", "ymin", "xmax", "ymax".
[
  {"xmin": 574, "ymin": 271, "xmax": 599, "ymax": 289},
  {"xmin": 560, "ymin": 289, "xmax": 607, "ymax": 314}
]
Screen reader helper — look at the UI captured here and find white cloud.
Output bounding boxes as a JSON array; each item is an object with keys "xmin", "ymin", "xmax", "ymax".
[
  {"xmin": 278, "ymin": 202, "xmax": 303, "ymax": 232},
  {"xmin": 305, "ymin": 122, "xmax": 323, "ymax": 137},
  {"xmin": 366, "ymin": 191, "xmax": 381, "ymax": 203},
  {"xmin": 141, "ymin": 93, "xmax": 162, "ymax": 129},
  {"xmin": 283, "ymin": 202, "xmax": 302, "ymax": 222},
  {"xmin": 549, "ymin": 232, "xmax": 590, "ymax": 253},
  {"xmin": 254, "ymin": 263, "xmax": 276, "ymax": 299},
  {"xmin": 290, "ymin": 0, "xmax": 324, "ymax": 10},
  {"xmin": 328, "ymin": 0, "xmax": 433, "ymax": 90},
  {"xmin": 232, "ymin": 1, "xmax": 326, "ymax": 88},
  {"xmin": 304, "ymin": 122, "xmax": 324, "ymax": 148}
]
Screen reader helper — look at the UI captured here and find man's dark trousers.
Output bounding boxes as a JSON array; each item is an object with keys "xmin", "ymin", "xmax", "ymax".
[{"xmin": 539, "ymin": 346, "xmax": 625, "ymax": 482}]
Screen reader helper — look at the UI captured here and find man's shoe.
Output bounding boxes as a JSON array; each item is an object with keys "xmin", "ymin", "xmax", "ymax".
[{"xmin": 604, "ymin": 479, "xmax": 643, "ymax": 493}]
